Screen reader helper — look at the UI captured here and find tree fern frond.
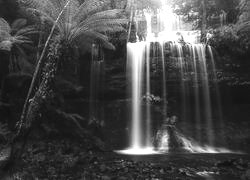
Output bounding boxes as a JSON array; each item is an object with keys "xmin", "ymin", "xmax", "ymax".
[
  {"xmin": 77, "ymin": 9, "xmax": 127, "ymax": 29},
  {"xmin": 26, "ymin": 8, "xmax": 56, "ymax": 25},
  {"xmin": 74, "ymin": 0, "xmax": 110, "ymax": 22},
  {"xmin": 70, "ymin": 29, "xmax": 108, "ymax": 44},
  {"xmin": 0, "ymin": 40, "xmax": 12, "ymax": 51},
  {"xmin": 19, "ymin": 0, "xmax": 127, "ymax": 55},
  {"xmin": 83, "ymin": 9, "xmax": 125, "ymax": 22},
  {"xmin": 77, "ymin": 33, "xmax": 115, "ymax": 53},
  {"xmin": 0, "ymin": 17, "xmax": 36, "ymax": 62},
  {"xmin": 11, "ymin": 18, "xmax": 28, "ymax": 31},
  {"xmin": 20, "ymin": 0, "xmax": 59, "ymax": 17},
  {"xmin": 236, "ymin": 21, "xmax": 250, "ymax": 32},
  {"xmin": 12, "ymin": 38, "xmax": 33, "ymax": 45},
  {"xmin": 79, "ymin": 18, "xmax": 127, "ymax": 33},
  {"xmin": 0, "ymin": 18, "xmax": 11, "ymax": 33},
  {"xmin": 15, "ymin": 44, "xmax": 28, "ymax": 58},
  {"xmin": 94, "ymin": 25, "xmax": 125, "ymax": 33},
  {"xmin": 0, "ymin": 31, "xmax": 11, "ymax": 41},
  {"xmin": 79, "ymin": 17, "xmax": 127, "ymax": 28},
  {"xmin": 64, "ymin": 0, "xmax": 79, "ymax": 23},
  {"xmin": 0, "ymin": 122, "xmax": 11, "ymax": 140},
  {"xmin": 15, "ymin": 26, "xmax": 39, "ymax": 36}
]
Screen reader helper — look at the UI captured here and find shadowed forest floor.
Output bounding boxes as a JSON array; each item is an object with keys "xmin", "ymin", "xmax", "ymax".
[{"xmin": 1, "ymin": 137, "xmax": 249, "ymax": 180}]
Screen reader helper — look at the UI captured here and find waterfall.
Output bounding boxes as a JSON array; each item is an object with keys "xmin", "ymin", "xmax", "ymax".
[
  {"xmin": 116, "ymin": 2, "xmax": 231, "ymax": 155},
  {"xmin": 127, "ymin": 42, "xmax": 144, "ymax": 148},
  {"xmin": 89, "ymin": 43, "xmax": 104, "ymax": 124}
]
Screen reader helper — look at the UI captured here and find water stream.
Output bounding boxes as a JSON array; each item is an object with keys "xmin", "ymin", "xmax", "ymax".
[{"xmin": 117, "ymin": 2, "xmax": 233, "ymax": 155}]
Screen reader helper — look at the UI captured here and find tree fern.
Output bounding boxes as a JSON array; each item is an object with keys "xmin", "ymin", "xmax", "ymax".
[
  {"xmin": 0, "ymin": 18, "xmax": 38, "ymax": 72},
  {"xmin": 0, "ymin": 18, "xmax": 11, "ymax": 33},
  {"xmin": 236, "ymin": 21, "xmax": 250, "ymax": 32},
  {"xmin": 0, "ymin": 18, "xmax": 37, "ymax": 50},
  {"xmin": 19, "ymin": 0, "xmax": 127, "ymax": 52}
]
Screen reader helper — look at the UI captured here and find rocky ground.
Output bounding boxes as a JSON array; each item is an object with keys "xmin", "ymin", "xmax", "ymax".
[
  {"xmin": 0, "ymin": 137, "xmax": 249, "ymax": 180},
  {"xmin": 1, "ymin": 86, "xmax": 250, "ymax": 180}
]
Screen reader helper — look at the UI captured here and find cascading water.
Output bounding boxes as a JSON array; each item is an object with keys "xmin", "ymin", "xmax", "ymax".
[
  {"xmin": 117, "ymin": 1, "xmax": 232, "ymax": 155},
  {"xmin": 128, "ymin": 42, "xmax": 144, "ymax": 148},
  {"xmin": 89, "ymin": 43, "xmax": 104, "ymax": 124},
  {"xmin": 119, "ymin": 42, "xmax": 157, "ymax": 155}
]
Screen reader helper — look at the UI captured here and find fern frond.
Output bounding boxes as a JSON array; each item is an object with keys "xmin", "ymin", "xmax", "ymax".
[
  {"xmin": 11, "ymin": 18, "xmax": 28, "ymax": 31},
  {"xmin": 0, "ymin": 17, "xmax": 36, "ymax": 65},
  {"xmin": 0, "ymin": 18, "xmax": 11, "ymax": 33},
  {"xmin": 79, "ymin": 18, "xmax": 127, "ymax": 32},
  {"xmin": 20, "ymin": 0, "xmax": 59, "ymax": 20},
  {"xmin": 74, "ymin": 0, "xmax": 110, "ymax": 22},
  {"xmin": 0, "ymin": 31, "xmax": 11, "ymax": 41},
  {"xmin": 0, "ymin": 122, "xmax": 11, "ymax": 140},
  {"xmin": 236, "ymin": 21, "xmax": 250, "ymax": 32},
  {"xmin": 26, "ymin": 8, "xmax": 56, "ymax": 25},
  {"xmin": 79, "ymin": 9, "xmax": 125, "ymax": 24},
  {"xmin": 75, "ymin": 30, "xmax": 115, "ymax": 50},
  {"xmin": 15, "ymin": 26, "xmax": 39, "ymax": 36},
  {"xmin": 19, "ymin": 0, "xmax": 127, "ymax": 52}
]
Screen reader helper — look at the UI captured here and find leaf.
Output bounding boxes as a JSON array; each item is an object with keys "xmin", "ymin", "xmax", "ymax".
[
  {"xmin": 0, "ymin": 122, "xmax": 11, "ymax": 140},
  {"xmin": 11, "ymin": 18, "xmax": 28, "ymax": 31},
  {"xmin": 0, "ymin": 18, "xmax": 11, "ymax": 33},
  {"xmin": 0, "ymin": 30, "xmax": 11, "ymax": 41},
  {"xmin": 0, "ymin": 40, "xmax": 12, "ymax": 51},
  {"xmin": 20, "ymin": 0, "xmax": 128, "ymax": 56}
]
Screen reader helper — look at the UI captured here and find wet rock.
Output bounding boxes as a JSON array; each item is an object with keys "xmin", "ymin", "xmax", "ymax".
[
  {"xmin": 89, "ymin": 156, "xmax": 99, "ymax": 164},
  {"xmin": 117, "ymin": 177, "xmax": 127, "ymax": 180},
  {"xmin": 100, "ymin": 164, "xmax": 106, "ymax": 172},
  {"xmin": 0, "ymin": 146, "xmax": 11, "ymax": 169},
  {"xmin": 241, "ymin": 169, "xmax": 250, "ymax": 180},
  {"xmin": 178, "ymin": 168, "xmax": 195, "ymax": 177},
  {"xmin": 124, "ymin": 167, "xmax": 129, "ymax": 173},
  {"xmin": 166, "ymin": 166, "xmax": 174, "ymax": 173},
  {"xmin": 216, "ymin": 159, "xmax": 237, "ymax": 168},
  {"xmin": 237, "ymin": 159, "xmax": 249, "ymax": 169},
  {"xmin": 159, "ymin": 168, "xmax": 165, "ymax": 174},
  {"xmin": 34, "ymin": 153, "xmax": 46, "ymax": 162},
  {"xmin": 101, "ymin": 175, "xmax": 111, "ymax": 180}
]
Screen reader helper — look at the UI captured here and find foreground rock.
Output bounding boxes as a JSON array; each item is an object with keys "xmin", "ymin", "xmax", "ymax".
[{"xmin": 3, "ymin": 137, "xmax": 248, "ymax": 180}]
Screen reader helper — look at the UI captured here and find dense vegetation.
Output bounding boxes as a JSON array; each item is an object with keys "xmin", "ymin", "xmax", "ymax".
[{"xmin": 0, "ymin": 0, "xmax": 250, "ymax": 179}]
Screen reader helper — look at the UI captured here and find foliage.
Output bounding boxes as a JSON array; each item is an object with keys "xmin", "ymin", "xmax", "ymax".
[
  {"xmin": 210, "ymin": 26, "xmax": 240, "ymax": 55},
  {"xmin": 18, "ymin": 0, "xmax": 127, "ymax": 52},
  {"xmin": 126, "ymin": 0, "xmax": 162, "ymax": 10},
  {"xmin": 0, "ymin": 18, "xmax": 37, "ymax": 72},
  {"xmin": 0, "ymin": 122, "xmax": 11, "ymax": 142},
  {"xmin": 208, "ymin": 24, "xmax": 250, "ymax": 86},
  {"xmin": 13, "ymin": 0, "xmax": 128, "ymax": 143},
  {"xmin": 238, "ymin": 0, "xmax": 250, "ymax": 22},
  {"xmin": 170, "ymin": 0, "xmax": 240, "ymax": 29},
  {"xmin": 210, "ymin": 24, "xmax": 250, "ymax": 60},
  {"xmin": 16, "ymin": 0, "xmax": 128, "ymax": 83}
]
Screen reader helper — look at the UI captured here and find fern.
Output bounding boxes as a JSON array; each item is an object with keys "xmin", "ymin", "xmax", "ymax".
[
  {"xmin": 0, "ymin": 18, "xmax": 38, "ymax": 72},
  {"xmin": 237, "ymin": 21, "xmax": 250, "ymax": 32},
  {"xmin": 0, "ymin": 122, "xmax": 11, "ymax": 141},
  {"xmin": 19, "ymin": 0, "xmax": 128, "ymax": 52},
  {"xmin": 0, "ymin": 18, "xmax": 11, "ymax": 33}
]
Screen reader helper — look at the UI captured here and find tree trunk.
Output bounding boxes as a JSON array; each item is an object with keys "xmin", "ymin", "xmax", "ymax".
[
  {"xmin": 17, "ymin": 0, "xmax": 72, "ymax": 139},
  {"xmin": 5, "ymin": 39, "xmax": 63, "ymax": 170},
  {"xmin": 201, "ymin": 0, "xmax": 207, "ymax": 43},
  {"xmin": 23, "ymin": 39, "xmax": 62, "ymax": 133},
  {"xmin": 25, "ymin": 59, "xmax": 57, "ymax": 128}
]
